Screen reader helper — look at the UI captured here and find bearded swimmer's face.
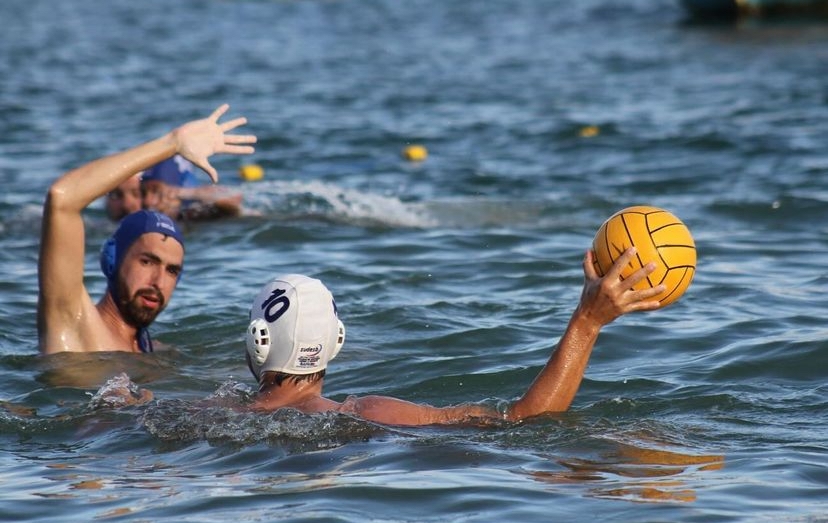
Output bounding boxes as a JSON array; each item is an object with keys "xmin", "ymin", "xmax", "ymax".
[{"xmin": 114, "ymin": 233, "xmax": 183, "ymax": 328}]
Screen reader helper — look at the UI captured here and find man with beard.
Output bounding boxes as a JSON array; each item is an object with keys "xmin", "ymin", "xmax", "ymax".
[
  {"xmin": 38, "ymin": 104, "xmax": 256, "ymax": 355},
  {"xmin": 95, "ymin": 210, "xmax": 184, "ymax": 352}
]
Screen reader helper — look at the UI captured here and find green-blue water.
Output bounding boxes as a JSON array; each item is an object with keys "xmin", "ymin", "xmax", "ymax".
[{"xmin": 2, "ymin": 0, "xmax": 827, "ymax": 521}]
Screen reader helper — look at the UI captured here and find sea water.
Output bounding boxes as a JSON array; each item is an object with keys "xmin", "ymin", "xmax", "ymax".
[{"xmin": 1, "ymin": 0, "xmax": 827, "ymax": 521}]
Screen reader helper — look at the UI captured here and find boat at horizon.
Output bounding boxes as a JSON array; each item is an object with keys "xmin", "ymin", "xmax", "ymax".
[{"xmin": 680, "ymin": 0, "xmax": 828, "ymax": 17}]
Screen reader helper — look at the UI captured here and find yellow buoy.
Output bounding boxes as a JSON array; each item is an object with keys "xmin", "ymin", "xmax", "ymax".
[
  {"xmin": 402, "ymin": 145, "xmax": 428, "ymax": 162},
  {"xmin": 239, "ymin": 164, "xmax": 264, "ymax": 182},
  {"xmin": 579, "ymin": 125, "xmax": 600, "ymax": 138}
]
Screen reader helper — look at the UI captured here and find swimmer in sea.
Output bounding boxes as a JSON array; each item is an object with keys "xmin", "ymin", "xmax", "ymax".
[
  {"xmin": 104, "ymin": 172, "xmax": 143, "ymax": 221},
  {"xmin": 241, "ymin": 248, "xmax": 664, "ymax": 426},
  {"xmin": 38, "ymin": 104, "xmax": 257, "ymax": 355},
  {"xmin": 104, "ymin": 155, "xmax": 243, "ymax": 222}
]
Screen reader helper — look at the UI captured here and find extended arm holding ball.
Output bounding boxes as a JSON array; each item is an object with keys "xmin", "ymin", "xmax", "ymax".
[
  {"xmin": 505, "ymin": 247, "xmax": 664, "ymax": 419},
  {"xmin": 315, "ymin": 247, "xmax": 665, "ymax": 425}
]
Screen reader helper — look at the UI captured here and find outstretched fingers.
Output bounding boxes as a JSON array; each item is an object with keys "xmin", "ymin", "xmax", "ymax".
[
  {"xmin": 209, "ymin": 103, "xmax": 230, "ymax": 122},
  {"xmin": 224, "ymin": 134, "xmax": 257, "ymax": 145},
  {"xmin": 218, "ymin": 115, "xmax": 257, "ymax": 155},
  {"xmin": 173, "ymin": 104, "xmax": 258, "ymax": 182},
  {"xmin": 220, "ymin": 116, "xmax": 248, "ymax": 132},
  {"xmin": 221, "ymin": 132, "xmax": 257, "ymax": 154},
  {"xmin": 219, "ymin": 144, "xmax": 256, "ymax": 155},
  {"xmin": 217, "ymin": 133, "xmax": 256, "ymax": 155}
]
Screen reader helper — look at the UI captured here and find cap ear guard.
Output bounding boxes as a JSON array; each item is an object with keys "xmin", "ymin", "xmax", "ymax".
[
  {"xmin": 246, "ymin": 318, "xmax": 271, "ymax": 367},
  {"xmin": 331, "ymin": 319, "xmax": 345, "ymax": 361},
  {"xmin": 99, "ymin": 237, "xmax": 116, "ymax": 280}
]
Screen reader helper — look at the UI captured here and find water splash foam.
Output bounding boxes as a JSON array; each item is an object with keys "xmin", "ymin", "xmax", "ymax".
[{"xmin": 242, "ymin": 180, "xmax": 437, "ymax": 228}]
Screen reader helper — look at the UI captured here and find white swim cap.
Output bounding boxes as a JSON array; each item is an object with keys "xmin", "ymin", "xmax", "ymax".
[{"xmin": 245, "ymin": 274, "xmax": 345, "ymax": 382}]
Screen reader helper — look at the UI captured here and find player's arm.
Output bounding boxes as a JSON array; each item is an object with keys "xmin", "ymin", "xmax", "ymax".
[
  {"xmin": 177, "ymin": 185, "xmax": 244, "ymax": 219},
  {"xmin": 334, "ymin": 249, "xmax": 662, "ymax": 426},
  {"xmin": 38, "ymin": 132, "xmax": 181, "ymax": 353},
  {"xmin": 505, "ymin": 248, "xmax": 664, "ymax": 420},
  {"xmin": 210, "ymin": 192, "xmax": 243, "ymax": 217},
  {"xmin": 338, "ymin": 395, "xmax": 499, "ymax": 426}
]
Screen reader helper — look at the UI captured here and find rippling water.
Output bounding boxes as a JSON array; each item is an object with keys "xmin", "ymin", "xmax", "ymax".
[{"xmin": 2, "ymin": 0, "xmax": 828, "ymax": 521}]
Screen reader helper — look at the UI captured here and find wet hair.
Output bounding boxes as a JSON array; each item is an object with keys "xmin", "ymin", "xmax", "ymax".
[{"xmin": 258, "ymin": 369, "xmax": 326, "ymax": 390}]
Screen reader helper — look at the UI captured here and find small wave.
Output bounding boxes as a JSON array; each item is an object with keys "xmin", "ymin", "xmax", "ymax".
[
  {"xmin": 141, "ymin": 399, "xmax": 390, "ymax": 448},
  {"xmin": 77, "ymin": 375, "xmax": 391, "ymax": 447},
  {"xmin": 133, "ymin": 379, "xmax": 392, "ymax": 447},
  {"xmin": 0, "ymin": 203, "xmax": 44, "ymax": 236},
  {"xmin": 242, "ymin": 180, "xmax": 437, "ymax": 228},
  {"xmin": 85, "ymin": 372, "xmax": 153, "ymax": 411},
  {"xmin": 239, "ymin": 179, "xmax": 577, "ymax": 229}
]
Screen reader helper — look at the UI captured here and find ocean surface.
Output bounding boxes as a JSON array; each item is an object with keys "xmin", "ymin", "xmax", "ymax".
[{"xmin": 1, "ymin": 0, "xmax": 827, "ymax": 521}]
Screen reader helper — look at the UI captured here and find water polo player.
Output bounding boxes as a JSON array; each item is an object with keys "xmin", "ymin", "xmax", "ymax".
[
  {"xmin": 98, "ymin": 210, "xmax": 185, "ymax": 353},
  {"xmin": 141, "ymin": 155, "xmax": 243, "ymax": 221},
  {"xmin": 244, "ymin": 252, "xmax": 664, "ymax": 425},
  {"xmin": 38, "ymin": 104, "xmax": 256, "ymax": 355},
  {"xmin": 105, "ymin": 154, "xmax": 244, "ymax": 222}
]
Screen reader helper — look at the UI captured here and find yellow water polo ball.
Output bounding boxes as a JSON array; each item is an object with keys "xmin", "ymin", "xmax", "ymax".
[{"xmin": 592, "ymin": 205, "xmax": 696, "ymax": 308}]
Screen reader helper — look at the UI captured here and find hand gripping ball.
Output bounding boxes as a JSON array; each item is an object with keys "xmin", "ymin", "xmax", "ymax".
[{"xmin": 592, "ymin": 206, "xmax": 696, "ymax": 308}]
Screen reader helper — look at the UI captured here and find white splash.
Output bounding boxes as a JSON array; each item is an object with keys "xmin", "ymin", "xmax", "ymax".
[{"xmin": 242, "ymin": 180, "xmax": 438, "ymax": 228}]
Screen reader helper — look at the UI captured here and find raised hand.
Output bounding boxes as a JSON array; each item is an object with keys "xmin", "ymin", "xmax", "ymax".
[{"xmin": 172, "ymin": 104, "xmax": 257, "ymax": 183}]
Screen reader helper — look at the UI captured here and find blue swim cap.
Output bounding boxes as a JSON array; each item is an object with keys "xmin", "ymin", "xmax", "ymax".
[
  {"xmin": 141, "ymin": 155, "xmax": 200, "ymax": 188},
  {"xmin": 100, "ymin": 210, "xmax": 185, "ymax": 282}
]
